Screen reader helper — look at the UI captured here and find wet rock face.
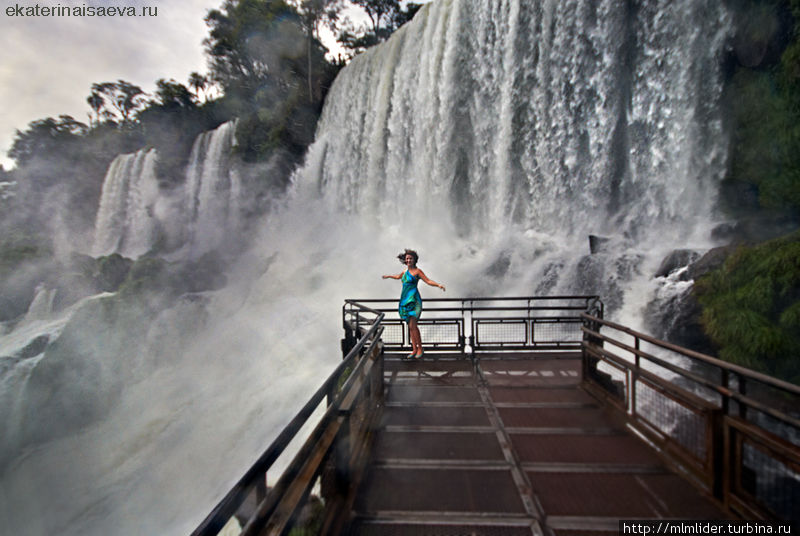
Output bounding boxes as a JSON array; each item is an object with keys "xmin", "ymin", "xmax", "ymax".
[
  {"xmin": 589, "ymin": 235, "xmax": 611, "ymax": 254},
  {"xmin": 572, "ymin": 253, "xmax": 643, "ymax": 314},
  {"xmin": 655, "ymin": 249, "xmax": 701, "ymax": 279},
  {"xmin": 96, "ymin": 253, "xmax": 134, "ymax": 292},
  {"xmin": 686, "ymin": 245, "xmax": 737, "ymax": 280},
  {"xmin": 644, "ymin": 285, "xmax": 714, "ymax": 355},
  {"xmin": 644, "ymin": 246, "xmax": 738, "ymax": 355}
]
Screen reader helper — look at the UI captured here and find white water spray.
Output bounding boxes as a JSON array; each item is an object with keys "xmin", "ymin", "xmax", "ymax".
[
  {"xmin": 184, "ymin": 120, "xmax": 241, "ymax": 258},
  {"xmin": 92, "ymin": 149, "xmax": 159, "ymax": 258},
  {"xmin": 301, "ymin": 0, "xmax": 731, "ymax": 317},
  {"xmin": 0, "ymin": 1, "xmax": 734, "ymax": 535},
  {"xmin": 91, "ymin": 120, "xmax": 241, "ymax": 260}
]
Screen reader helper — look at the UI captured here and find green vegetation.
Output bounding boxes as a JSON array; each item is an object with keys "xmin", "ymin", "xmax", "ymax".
[
  {"xmin": 0, "ymin": 0, "xmax": 422, "ymax": 326},
  {"xmin": 688, "ymin": 0, "xmax": 800, "ymax": 383},
  {"xmin": 695, "ymin": 231, "xmax": 800, "ymax": 383},
  {"xmin": 1, "ymin": 0, "xmax": 421, "ymax": 236},
  {"xmin": 722, "ymin": 0, "xmax": 800, "ymax": 223},
  {"xmin": 0, "ymin": 232, "xmax": 52, "ymax": 278}
]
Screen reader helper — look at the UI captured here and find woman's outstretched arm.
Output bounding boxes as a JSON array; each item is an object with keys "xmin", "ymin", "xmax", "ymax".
[
  {"xmin": 382, "ymin": 273, "xmax": 402, "ymax": 280},
  {"xmin": 416, "ymin": 270, "xmax": 446, "ymax": 291}
]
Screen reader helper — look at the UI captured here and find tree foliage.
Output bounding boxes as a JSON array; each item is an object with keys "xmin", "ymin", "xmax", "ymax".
[
  {"xmin": 9, "ymin": 115, "xmax": 88, "ymax": 168},
  {"xmin": 723, "ymin": 0, "xmax": 800, "ymax": 223},
  {"xmin": 153, "ymin": 79, "xmax": 197, "ymax": 110},
  {"xmin": 695, "ymin": 231, "xmax": 800, "ymax": 383},
  {"xmin": 204, "ymin": 0, "xmax": 341, "ymax": 160},
  {"xmin": 337, "ymin": 0, "xmax": 421, "ymax": 54},
  {"xmin": 204, "ymin": 0, "xmax": 306, "ymax": 95},
  {"xmin": 90, "ymin": 80, "xmax": 148, "ymax": 126}
]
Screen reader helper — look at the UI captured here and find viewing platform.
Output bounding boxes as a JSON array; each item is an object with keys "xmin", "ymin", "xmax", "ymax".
[{"xmin": 192, "ymin": 297, "xmax": 799, "ymax": 536}]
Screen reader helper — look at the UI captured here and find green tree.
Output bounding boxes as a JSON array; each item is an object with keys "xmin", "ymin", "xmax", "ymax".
[
  {"xmin": 722, "ymin": 0, "xmax": 800, "ymax": 221},
  {"xmin": 204, "ymin": 0, "xmax": 303, "ymax": 96},
  {"xmin": 90, "ymin": 80, "xmax": 148, "ymax": 126},
  {"xmin": 153, "ymin": 78, "xmax": 196, "ymax": 110},
  {"xmin": 695, "ymin": 232, "xmax": 800, "ymax": 382},
  {"xmin": 188, "ymin": 72, "xmax": 211, "ymax": 103},
  {"xmin": 8, "ymin": 115, "xmax": 87, "ymax": 167},
  {"xmin": 203, "ymin": 0, "xmax": 340, "ymax": 160},
  {"xmin": 353, "ymin": 0, "xmax": 399, "ymax": 35},
  {"xmin": 337, "ymin": 0, "xmax": 421, "ymax": 54},
  {"xmin": 291, "ymin": 0, "xmax": 344, "ymax": 102}
]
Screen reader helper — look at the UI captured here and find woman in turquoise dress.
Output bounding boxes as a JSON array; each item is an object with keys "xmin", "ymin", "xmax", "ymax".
[{"xmin": 382, "ymin": 249, "xmax": 446, "ymax": 359}]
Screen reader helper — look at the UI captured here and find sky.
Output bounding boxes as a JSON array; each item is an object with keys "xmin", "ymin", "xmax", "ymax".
[
  {"xmin": 0, "ymin": 0, "xmax": 430, "ymax": 170},
  {"xmin": 0, "ymin": 0, "xmax": 218, "ymax": 169}
]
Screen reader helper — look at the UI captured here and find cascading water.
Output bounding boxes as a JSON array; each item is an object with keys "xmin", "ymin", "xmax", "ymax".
[
  {"xmin": 184, "ymin": 120, "xmax": 241, "ymax": 258},
  {"xmin": 90, "ymin": 120, "xmax": 241, "ymax": 260},
  {"xmin": 22, "ymin": 284, "xmax": 57, "ymax": 323},
  {"xmin": 300, "ymin": 0, "xmax": 731, "ymax": 317},
  {"xmin": 0, "ymin": 2, "xmax": 734, "ymax": 535},
  {"xmin": 92, "ymin": 148, "xmax": 159, "ymax": 258}
]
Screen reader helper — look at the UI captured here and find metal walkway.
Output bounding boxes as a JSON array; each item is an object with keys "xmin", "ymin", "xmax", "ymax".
[
  {"xmin": 192, "ymin": 297, "xmax": 800, "ymax": 536},
  {"xmin": 352, "ymin": 351, "xmax": 725, "ymax": 535}
]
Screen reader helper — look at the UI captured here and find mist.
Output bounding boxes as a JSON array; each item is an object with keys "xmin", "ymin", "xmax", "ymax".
[{"xmin": 0, "ymin": 0, "xmax": 738, "ymax": 534}]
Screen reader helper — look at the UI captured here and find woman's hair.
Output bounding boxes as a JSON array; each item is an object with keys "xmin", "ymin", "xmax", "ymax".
[{"xmin": 397, "ymin": 249, "xmax": 419, "ymax": 265}]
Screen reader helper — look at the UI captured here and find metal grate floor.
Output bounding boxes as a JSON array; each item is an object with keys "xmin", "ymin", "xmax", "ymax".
[{"xmin": 347, "ymin": 354, "xmax": 727, "ymax": 535}]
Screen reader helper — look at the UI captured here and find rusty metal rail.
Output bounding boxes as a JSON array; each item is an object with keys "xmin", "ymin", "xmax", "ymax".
[
  {"xmin": 192, "ymin": 302, "xmax": 385, "ymax": 536},
  {"xmin": 344, "ymin": 296, "xmax": 602, "ymax": 354},
  {"xmin": 580, "ymin": 313, "xmax": 800, "ymax": 522},
  {"xmin": 192, "ymin": 296, "xmax": 798, "ymax": 535}
]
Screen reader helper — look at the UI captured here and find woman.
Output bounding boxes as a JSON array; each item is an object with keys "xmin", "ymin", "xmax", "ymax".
[{"xmin": 382, "ymin": 249, "xmax": 445, "ymax": 359}]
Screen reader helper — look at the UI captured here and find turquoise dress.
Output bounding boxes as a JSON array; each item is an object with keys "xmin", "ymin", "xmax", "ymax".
[{"xmin": 398, "ymin": 270, "xmax": 422, "ymax": 321}]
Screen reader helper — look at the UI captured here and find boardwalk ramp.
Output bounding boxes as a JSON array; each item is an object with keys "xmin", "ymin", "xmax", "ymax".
[{"xmin": 192, "ymin": 297, "xmax": 800, "ymax": 536}]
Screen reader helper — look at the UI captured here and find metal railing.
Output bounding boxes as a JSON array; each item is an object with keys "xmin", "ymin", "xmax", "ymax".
[
  {"xmin": 580, "ymin": 314, "xmax": 800, "ymax": 522},
  {"xmin": 344, "ymin": 296, "xmax": 602, "ymax": 354},
  {"xmin": 192, "ymin": 295, "xmax": 799, "ymax": 534},
  {"xmin": 192, "ymin": 301, "xmax": 384, "ymax": 536}
]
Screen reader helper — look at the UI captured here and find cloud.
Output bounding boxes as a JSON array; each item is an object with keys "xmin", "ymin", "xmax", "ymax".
[
  {"xmin": 0, "ymin": 0, "xmax": 434, "ymax": 170},
  {"xmin": 0, "ymin": 1, "xmax": 217, "ymax": 168}
]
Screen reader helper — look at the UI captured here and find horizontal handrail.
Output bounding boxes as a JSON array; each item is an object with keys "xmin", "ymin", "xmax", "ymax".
[
  {"xmin": 582, "ymin": 313, "xmax": 800, "ymax": 398},
  {"xmin": 347, "ymin": 295, "xmax": 601, "ymax": 302},
  {"xmin": 352, "ymin": 305, "xmax": 594, "ymax": 313},
  {"xmin": 581, "ymin": 310, "xmax": 799, "ymax": 522},
  {"xmin": 240, "ymin": 329, "xmax": 383, "ymax": 535},
  {"xmin": 192, "ymin": 305, "xmax": 384, "ymax": 535}
]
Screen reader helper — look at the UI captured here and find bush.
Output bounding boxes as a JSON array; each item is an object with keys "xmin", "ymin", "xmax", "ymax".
[{"xmin": 695, "ymin": 231, "xmax": 800, "ymax": 382}]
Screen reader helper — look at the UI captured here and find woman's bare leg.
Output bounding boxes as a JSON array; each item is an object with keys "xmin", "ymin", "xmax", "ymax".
[{"xmin": 409, "ymin": 318, "xmax": 422, "ymax": 357}]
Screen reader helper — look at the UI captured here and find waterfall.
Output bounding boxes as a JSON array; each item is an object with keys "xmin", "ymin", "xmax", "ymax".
[
  {"xmin": 91, "ymin": 120, "xmax": 241, "ymax": 260},
  {"xmin": 295, "ymin": 0, "xmax": 731, "ymax": 318},
  {"xmin": 184, "ymin": 120, "xmax": 240, "ymax": 258},
  {"xmin": 92, "ymin": 148, "xmax": 159, "ymax": 258},
  {"xmin": 22, "ymin": 284, "xmax": 57, "ymax": 322},
  {"xmin": 0, "ymin": 2, "xmax": 736, "ymax": 535}
]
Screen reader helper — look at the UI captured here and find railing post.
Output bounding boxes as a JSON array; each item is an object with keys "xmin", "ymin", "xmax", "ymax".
[
  {"xmin": 630, "ymin": 337, "xmax": 639, "ymax": 415},
  {"xmin": 341, "ymin": 305, "xmax": 357, "ymax": 358},
  {"xmin": 714, "ymin": 370, "xmax": 730, "ymax": 502},
  {"xmin": 738, "ymin": 375, "xmax": 747, "ymax": 420},
  {"xmin": 255, "ymin": 475, "xmax": 267, "ymax": 505},
  {"xmin": 711, "ymin": 406, "xmax": 725, "ymax": 500}
]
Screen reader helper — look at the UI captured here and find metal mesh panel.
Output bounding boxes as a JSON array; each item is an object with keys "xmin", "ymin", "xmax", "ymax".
[
  {"xmin": 419, "ymin": 322, "xmax": 461, "ymax": 345},
  {"xmin": 382, "ymin": 322, "xmax": 405, "ymax": 345},
  {"xmin": 635, "ymin": 380, "xmax": 706, "ymax": 460},
  {"xmin": 742, "ymin": 440, "xmax": 800, "ymax": 521},
  {"xmin": 475, "ymin": 321, "xmax": 526, "ymax": 345},
  {"xmin": 639, "ymin": 341, "xmax": 722, "ymax": 407},
  {"xmin": 586, "ymin": 357, "xmax": 627, "ymax": 404},
  {"xmin": 532, "ymin": 320, "xmax": 582, "ymax": 344}
]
